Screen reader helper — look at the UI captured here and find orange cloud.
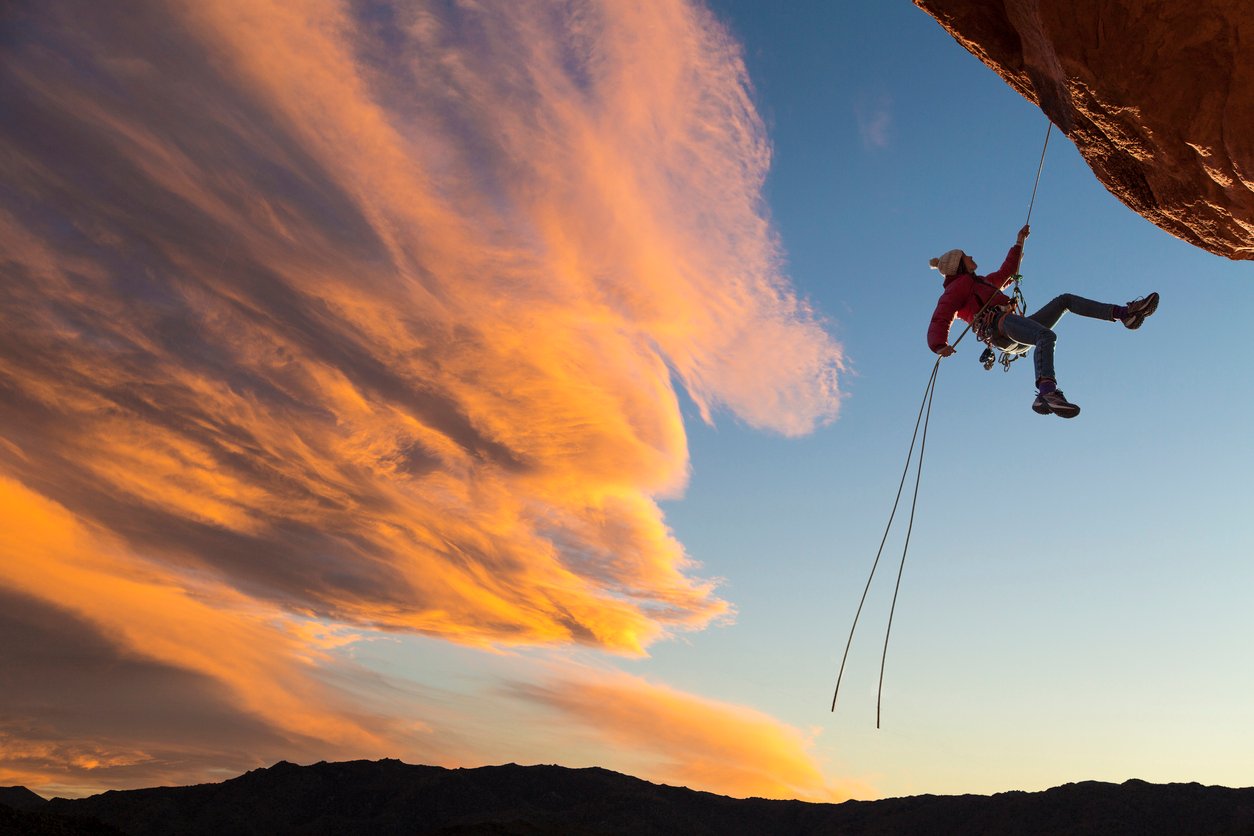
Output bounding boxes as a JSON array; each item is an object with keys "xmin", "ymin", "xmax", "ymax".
[
  {"xmin": 0, "ymin": 0, "xmax": 845, "ymax": 655},
  {"xmin": 511, "ymin": 670, "xmax": 869, "ymax": 802},
  {"xmin": 0, "ymin": 477, "xmax": 403, "ymax": 751},
  {"xmin": 0, "ymin": 0, "xmax": 844, "ymax": 797}
]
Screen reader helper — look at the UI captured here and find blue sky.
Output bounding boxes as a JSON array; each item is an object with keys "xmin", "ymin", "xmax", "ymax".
[{"xmin": 3, "ymin": 0, "xmax": 1251, "ymax": 802}]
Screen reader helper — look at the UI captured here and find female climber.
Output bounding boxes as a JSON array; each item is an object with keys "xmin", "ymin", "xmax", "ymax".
[{"xmin": 927, "ymin": 224, "xmax": 1159, "ymax": 418}]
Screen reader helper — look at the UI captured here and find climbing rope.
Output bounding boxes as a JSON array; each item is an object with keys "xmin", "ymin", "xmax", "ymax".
[
  {"xmin": 875, "ymin": 357, "xmax": 937, "ymax": 728},
  {"xmin": 830, "ymin": 121, "xmax": 1054, "ymax": 726},
  {"xmin": 981, "ymin": 121, "xmax": 1053, "ymax": 372},
  {"xmin": 829, "ymin": 357, "xmax": 938, "ymax": 722},
  {"xmin": 1024, "ymin": 121, "xmax": 1053, "ymax": 227}
]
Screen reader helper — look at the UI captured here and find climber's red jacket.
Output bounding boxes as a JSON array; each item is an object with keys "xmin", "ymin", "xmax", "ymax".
[{"xmin": 927, "ymin": 244, "xmax": 1023, "ymax": 353}]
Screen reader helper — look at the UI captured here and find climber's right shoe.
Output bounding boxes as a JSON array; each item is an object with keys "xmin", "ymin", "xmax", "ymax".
[{"xmin": 1121, "ymin": 292, "xmax": 1159, "ymax": 330}]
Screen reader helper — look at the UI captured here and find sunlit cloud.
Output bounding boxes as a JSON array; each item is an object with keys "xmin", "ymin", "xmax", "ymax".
[
  {"xmin": 0, "ymin": 476, "xmax": 436, "ymax": 796},
  {"xmin": 0, "ymin": 0, "xmax": 844, "ymax": 795},
  {"xmin": 508, "ymin": 669, "xmax": 867, "ymax": 801}
]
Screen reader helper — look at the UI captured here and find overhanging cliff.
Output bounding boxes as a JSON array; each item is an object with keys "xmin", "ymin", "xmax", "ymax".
[{"xmin": 915, "ymin": 0, "xmax": 1254, "ymax": 260}]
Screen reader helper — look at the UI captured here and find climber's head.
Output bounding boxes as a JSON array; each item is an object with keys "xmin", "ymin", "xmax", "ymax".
[{"xmin": 929, "ymin": 249, "xmax": 966, "ymax": 277}]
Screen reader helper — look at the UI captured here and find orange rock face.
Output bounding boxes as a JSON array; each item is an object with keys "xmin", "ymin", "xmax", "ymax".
[{"xmin": 915, "ymin": 0, "xmax": 1254, "ymax": 260}]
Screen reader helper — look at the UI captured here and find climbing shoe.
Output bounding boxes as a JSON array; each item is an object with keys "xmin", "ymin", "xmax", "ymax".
[
  {"xmin": 1121, "ymin": 292, "xmax": 1159, "ymax": 329},
  {"xmin": 1032, "ymin": 389, "xmax": 1080, "ymax": 418}
]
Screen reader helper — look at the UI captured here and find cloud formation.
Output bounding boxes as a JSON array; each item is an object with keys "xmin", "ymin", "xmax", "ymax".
[
  {"xmin": 509, "ymin": 669, "xmax": 863, "ymax": 801},
  {"xmin": 0, "ymin": 476, "xmax": 429, "ymax": 796},
  {"xmin": 0, "ymin": 0, "xmax": 844, "ymax": 795}
]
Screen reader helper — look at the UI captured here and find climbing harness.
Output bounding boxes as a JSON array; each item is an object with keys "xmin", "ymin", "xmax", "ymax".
[
  {"xmin": 974, "ymin": 286, "xmax": 1029, "ymax": 371},
  {"xmin": 830, "ymin": 121, "xmax": 1054, "ymax": 726}
]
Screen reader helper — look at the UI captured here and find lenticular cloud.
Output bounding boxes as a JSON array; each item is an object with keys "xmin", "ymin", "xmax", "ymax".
[{"xmin": 0, "ymin": 0, "xmax": 843, "ymax": 663}]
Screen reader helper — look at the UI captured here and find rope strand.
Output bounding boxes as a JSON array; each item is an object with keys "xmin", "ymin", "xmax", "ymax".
[
  {"xmin": 876, "ymin": 359, "xmax": 938, "ymax": 728},
  {"xmin": 957, "ymin": 121, "xmax": 1054, "ymax": 367},
  {"xmin": 1024, "ymin": 122, "xmax": 1053, "ymax": 229},
  {"xmin": 830, "ymin": 358, "xmax": 940, "ymax": 712}
]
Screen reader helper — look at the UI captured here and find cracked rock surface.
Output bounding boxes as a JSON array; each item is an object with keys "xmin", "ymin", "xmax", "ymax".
[{"xmin": 916, "ymin": 0, "xmax": 1254, "ymax": 260}]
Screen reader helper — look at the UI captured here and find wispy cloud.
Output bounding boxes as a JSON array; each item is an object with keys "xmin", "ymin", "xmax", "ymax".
[
  {"xmin": 856, "ymin": 93, "xmax": 894, "ymax": 150},
  {"xmin": 508, "ymin": 669, "xmax": 867, "ymax": 801},
  {"xmin": 0, "ymin": 0, "xmax": 844, "ymax": 796}
]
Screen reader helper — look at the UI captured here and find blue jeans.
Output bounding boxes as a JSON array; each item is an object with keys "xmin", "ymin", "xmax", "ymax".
[{"xmin": 998, "ymin": 293, "xmax": 1117, "ymax": 382}]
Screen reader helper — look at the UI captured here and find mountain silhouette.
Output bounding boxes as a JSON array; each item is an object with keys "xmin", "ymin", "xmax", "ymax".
[
  {"xmin": 0, "ymin": 786, "xmax": 49, "ymax": 812},
  {"xmin": 4, "ymin": 760, "xmax": 1254, "ymax": 835}
]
